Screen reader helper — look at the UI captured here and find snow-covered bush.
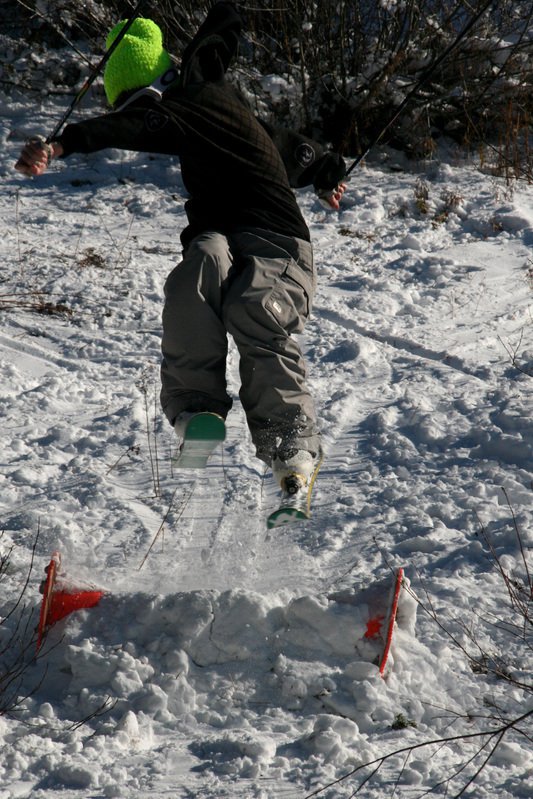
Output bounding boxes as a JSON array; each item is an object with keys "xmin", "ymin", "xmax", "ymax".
[{"xmin": 307, "ymin": 507, "xmax": 532, "ymax": 797}]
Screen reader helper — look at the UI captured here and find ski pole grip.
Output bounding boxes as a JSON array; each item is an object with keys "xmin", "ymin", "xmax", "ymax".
[{"xmin": 28, "ymin": 135, "xmax": 55, "ymax": 163}]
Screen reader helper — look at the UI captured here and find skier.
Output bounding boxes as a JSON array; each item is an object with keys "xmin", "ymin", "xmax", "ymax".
[{"xmin": 15, "ymin": 2, "xmax": 346, "ymax": 508}]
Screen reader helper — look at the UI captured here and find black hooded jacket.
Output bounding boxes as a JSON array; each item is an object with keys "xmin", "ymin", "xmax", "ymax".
[{"xmin": 56, "ymin": 2, "xmax": 345, "ymax": 247}]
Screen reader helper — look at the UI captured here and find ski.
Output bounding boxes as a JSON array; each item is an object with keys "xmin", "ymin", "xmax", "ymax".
[
  {"xmin": 267, "ymin": 456, "xmax": 322, "ymax": 529},
  {"xmin": 174, "ymin": 412, "xmax": 226, "ymax": 468}
]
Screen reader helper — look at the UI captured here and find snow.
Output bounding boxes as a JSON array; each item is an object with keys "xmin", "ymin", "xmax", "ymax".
[{"xmin": 1, "ymin": 93, "xmax": 532, "ymax": 798}]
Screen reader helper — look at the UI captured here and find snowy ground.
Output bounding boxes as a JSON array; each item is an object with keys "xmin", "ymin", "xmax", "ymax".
[{"xmin": 0, "ymin": 91, "xmax": 532, "ymax": 798}]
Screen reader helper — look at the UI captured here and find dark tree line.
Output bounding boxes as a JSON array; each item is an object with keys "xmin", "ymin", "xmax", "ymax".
[{"xmin": 2, "ymin": 0, "xmax": 532, "ymax": 174}]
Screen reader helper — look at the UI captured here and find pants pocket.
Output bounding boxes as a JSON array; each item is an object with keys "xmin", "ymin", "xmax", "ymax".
[{"xmin": 264, "ymin": 259, "xmax": 314, "ymax": 334}]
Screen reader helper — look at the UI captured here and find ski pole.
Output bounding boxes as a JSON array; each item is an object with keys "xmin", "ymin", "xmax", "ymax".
[
  {"xmin": 46, "ymin": 0, "xmax": 149, "ymax": 143},
  {"xmin": 346, "ymin": 0, "xmax": 494, "ymax": 175}
]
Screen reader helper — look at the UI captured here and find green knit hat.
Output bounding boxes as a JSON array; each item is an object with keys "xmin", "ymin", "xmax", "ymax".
[{"xmin": 103, "ymin": 18, "xmax": 172, "ymax": 106}]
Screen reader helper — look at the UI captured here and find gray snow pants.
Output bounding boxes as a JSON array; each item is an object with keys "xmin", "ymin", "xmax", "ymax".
[{"xmin": 160, "ymin": 228, "xmax": 321, "ymax": 463}]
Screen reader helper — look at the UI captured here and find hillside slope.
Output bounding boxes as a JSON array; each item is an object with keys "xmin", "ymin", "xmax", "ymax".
[{"xmin": 1, "ymin": 96, "xmax": 532, "ymax": 798}]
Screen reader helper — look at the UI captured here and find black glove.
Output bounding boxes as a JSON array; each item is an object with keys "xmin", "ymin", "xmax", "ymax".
[{"xmin": 312, "ymin": 152, "xmax": 346, "ymax": 194}]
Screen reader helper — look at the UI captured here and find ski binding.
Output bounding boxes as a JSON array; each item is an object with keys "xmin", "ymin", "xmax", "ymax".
[{"xmin": 267, "ymin": 463, "xmax": 321, "ymax": 529}]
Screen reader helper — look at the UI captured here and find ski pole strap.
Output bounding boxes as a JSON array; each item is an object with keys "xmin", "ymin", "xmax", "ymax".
[
  {"xmin": 346, "ymin": 0, "xmax": 493, "ymax": 175},
  {"xmin": 46, "ymin": 0, "xmax": 149, "ymax": 143}
]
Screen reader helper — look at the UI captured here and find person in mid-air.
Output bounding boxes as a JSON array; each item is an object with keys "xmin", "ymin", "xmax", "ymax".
[{"xmin": 15, "ymin": 2, "xmax": 346, "ymax": 505}]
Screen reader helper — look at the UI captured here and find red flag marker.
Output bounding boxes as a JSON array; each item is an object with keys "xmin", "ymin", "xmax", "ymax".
[
  {"xmin": 37, "ymin": 551, "xmax": 104, "ymax": 652},
  {"xmin": 379, "ymin": 567, "xmax": 404, "ymax": 676}
]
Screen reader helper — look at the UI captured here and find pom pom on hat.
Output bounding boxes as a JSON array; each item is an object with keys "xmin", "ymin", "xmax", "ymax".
[{"xmin": 103, "ymin": 18, "xmax": 172, "ymax": 106}]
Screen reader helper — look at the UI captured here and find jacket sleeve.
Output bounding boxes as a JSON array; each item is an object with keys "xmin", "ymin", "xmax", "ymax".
[
  {"xmin": 262, "ymin": 122, "xmax": 346, "ymax": 192},
  {"xmin": 55, "ymin": 99, "xmax": 181, "ymax": 158},
  {"xmin": 179, "ymin": 1, "xmax": 242, "ymax": 87}
]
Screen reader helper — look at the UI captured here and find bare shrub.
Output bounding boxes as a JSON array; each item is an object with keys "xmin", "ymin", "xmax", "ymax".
[
  {"xmin": 0, "ymin": 533, "xmax": 43, "ymax": 716},
  {"xmin": 4, "ymin": 0, "xmax": 532, "ymax": 172}
]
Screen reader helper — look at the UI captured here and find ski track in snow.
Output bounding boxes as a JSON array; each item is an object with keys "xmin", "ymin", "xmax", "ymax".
[{"xmin": 0, "ymin": 98, "xmax": 532, "ymax": 798}]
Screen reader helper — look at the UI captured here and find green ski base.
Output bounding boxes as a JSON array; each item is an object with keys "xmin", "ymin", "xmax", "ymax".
[
  {"xmin": 267, "ymin": 506, "xmax": 310, "ymax": 529},
  {"xmin": 175, "ymin": 413, "xmax": 226, "ymax": 468}
]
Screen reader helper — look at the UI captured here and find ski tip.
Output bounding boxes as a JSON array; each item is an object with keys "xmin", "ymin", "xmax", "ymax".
[{"xmin": 267, "ymin": 507, "xmax": 310, "ymax": 529}]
